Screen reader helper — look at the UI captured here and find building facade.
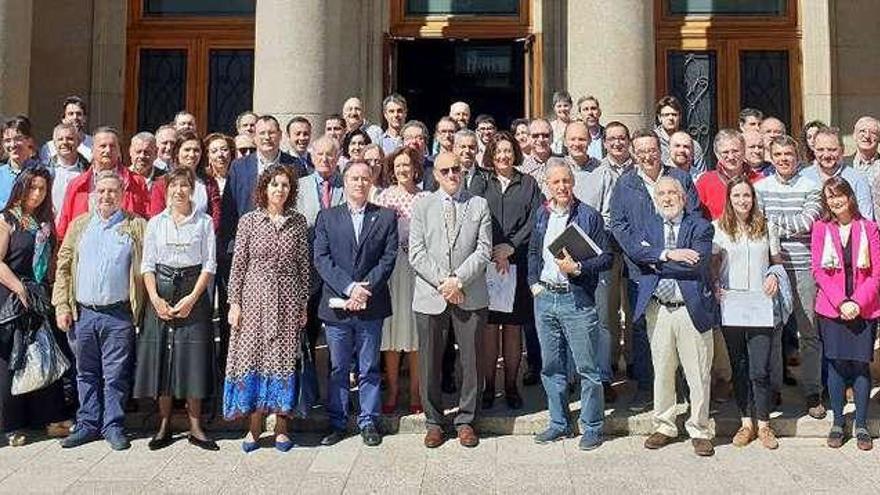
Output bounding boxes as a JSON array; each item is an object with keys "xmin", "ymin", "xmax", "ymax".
[{"xmin": 0, "ymin": 0, "xmax": 875, "ymax": 152}]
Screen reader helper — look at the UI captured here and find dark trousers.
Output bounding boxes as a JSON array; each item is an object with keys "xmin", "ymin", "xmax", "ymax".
[
  {"xmin": 417, "ymin": 306, "xmax": 486, "ymax": 428},
  {"xmin": 522, "ymin": 321, "xmax": 541, "ymax": 372},
  {"xmin": 305, "ymin": 292, "xmax": 322, "ymax": 356},
  {"xmin": 0, "ymin": 341, "xmax": 66, "ymax": 433},
  {"xmin": 722, "ymin": 326, "xmax": 774, "ymax": 421},
  {"xmin": 625, "ymin": 279, "xmax": 653, "ymax": 390},
  {"xmin": 827, "ymin": 358, "xmax": 871, "ymax": 428},
  {"xmin": 324, "ymin": 320, "xmax": 383, "ymax": 431},
  {"xmin": 73, "ymin": 306, "xmax": 135, "ymax": 436}
]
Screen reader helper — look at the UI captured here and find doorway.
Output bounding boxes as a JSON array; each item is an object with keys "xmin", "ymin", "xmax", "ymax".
[{"xmin": 395, "ymin": 39, "xmax": 526, "ymax": 131}]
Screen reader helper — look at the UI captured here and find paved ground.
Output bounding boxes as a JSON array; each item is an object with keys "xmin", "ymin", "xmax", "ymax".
[{"xmin": 1, "ymin": 433, "xmax": 879, "ymax": 494}]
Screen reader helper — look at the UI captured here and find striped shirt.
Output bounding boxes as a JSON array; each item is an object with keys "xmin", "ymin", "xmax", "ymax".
[{"xmin": 754, "ymin": 171, "xmax": 821, "ymax": 270}]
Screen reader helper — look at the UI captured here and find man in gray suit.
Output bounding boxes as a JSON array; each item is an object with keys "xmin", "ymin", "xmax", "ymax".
[
  {"xmin": 296, "ymin": 134, "xmax": 346, "ymax": 353},
  {"xmin": 409, "ymin": 152, "xmax": 492, "ymax": 449}
]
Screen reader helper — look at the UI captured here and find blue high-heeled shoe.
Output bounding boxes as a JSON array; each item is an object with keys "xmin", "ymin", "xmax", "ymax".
[
  {"xmin": 241, "ymin": 438, "xmax": 260, "ymax": 453},
  {"xmin": 275, "ymin": 435, "xmax": 294, "ymax": 452}
]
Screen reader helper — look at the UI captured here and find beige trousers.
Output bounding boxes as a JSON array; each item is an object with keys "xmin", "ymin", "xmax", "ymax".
[{"xmin": 646, "ymin": 300, "xmax": 715, "ymax": 439}]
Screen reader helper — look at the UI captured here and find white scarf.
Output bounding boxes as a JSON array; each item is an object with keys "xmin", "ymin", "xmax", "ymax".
[{"xmin": 820, "ymin": 220, "xmax": 870, "ymax": 269}]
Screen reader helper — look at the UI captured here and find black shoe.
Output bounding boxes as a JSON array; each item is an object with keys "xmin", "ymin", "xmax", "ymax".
[
  {"xmin": 361, "ymin": 425, "xmax": 382, "ymax": 447},
  {"xmin": 482, "ymin": 389, "xmax": 495, "ymax": 410},
  {"xmin": 441, "ymin": 376, "xmax": 457, "ymax": 394},
  {"xmin": 188, "ymin": 435, "xmax": 220, "ymax": 451},
  {"xmin": 321, "ymin": 429, "xmax": 348, "ymax": 446},
  {"xmin": 505, "ymin": 390, "xmax": 523, "ymax": 410},
  {"xmin": 148, "ymin": 431, "xmax": 173, "ymax": 451},
  {"xmin": 603, "ymin": 382, "xmax": 617, "ymax": 403},
  {"xmin": 522, "ymin": 367, "xmax": 540, "ymax": 387},
  {"xmin": 782, "ymin": 370, "xmax": 797, "ymax": 386}
]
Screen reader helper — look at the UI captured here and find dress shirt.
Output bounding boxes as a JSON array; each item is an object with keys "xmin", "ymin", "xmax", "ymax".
[
  {"xmin": 0, "ymin": 162, "xmax": 25, "ymax": 207},
  {"xmin": 657, "ymin": 213, "xmax": 684, "ymax": 302},
  {"xmin": 587, "ymin": 128, "xmax": 603, "ymax": 161},
  {"xmin": 381, "ymin": 131, "xmax": 403, "ymax": 154},
  {"xmin": 349, "ymin": 202, "xmax": 366, "ymax": 244},
  {"xmin": 637, "ymin": 168, "xmax": 660, "ymax": 201},
  {"xmin": 539, "ymin": 203, "xmax": 570, "ymax": 286},
  {"xmin": 75, "ymin": 210, "xmax": 133, "ymax": 305},
  {"xmin": 141, "ymin": 206, "xmax": 216, "ymax": 274},
  {"xmin": 256, "ymin": 149, "xmax": 281, "ymax": 175}
]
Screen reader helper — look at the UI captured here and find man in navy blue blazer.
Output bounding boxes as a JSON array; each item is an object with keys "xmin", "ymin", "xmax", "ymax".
[
  {"xmin": 608, "ymin": 129, "xmax": 700, "ymax": 412},
  {"xmin": 219, "ymin": 115, "xmax": 307, "ymax": 259},
  {"xmin": 527, "ymin": 160, "xmax": 613, "ymax": 451},
  {"xmin": 313, "ymin": 161, "xmax": 398, "ymax": 447},
  {"xmin": 624, "ymin": 175, "xmax": 719, "ymax": 457}
]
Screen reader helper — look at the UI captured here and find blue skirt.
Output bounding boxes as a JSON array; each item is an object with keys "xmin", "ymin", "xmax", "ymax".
[
  {"xmin": 818, "ymin": 316, "xmax": 876, "ymax": 363},
  {"xmin": 222, "ymin": 371, "xmax": 299, "ymax": 419}
]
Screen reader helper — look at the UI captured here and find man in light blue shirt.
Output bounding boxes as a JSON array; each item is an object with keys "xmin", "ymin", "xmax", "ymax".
[
  {"xmin": 801, "ymin": 127, "xmax": 874, "ymax": 220},
  {"xmin": 53, "ymin": 170, "xmax": 146, "ymax": 451}
]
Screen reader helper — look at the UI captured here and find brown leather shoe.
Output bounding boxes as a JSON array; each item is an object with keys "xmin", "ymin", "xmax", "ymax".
[
  {"xmin": 731, "ymin": 426, "xmax": 755, "ymax": 447},
  {"xmin": 644, "ymin": 432, "xmax": 675, "ymax": 450},
  {"xmin": 457, "ymin": 425, "xmax": 479, "ymax": 448},
  {"xmin": 692, "ymin": 438, "xmax": 715, "ymax": 457},
  {"xmin": 424, "ymin": 427, "xmax": 445, "ymax": 449}
]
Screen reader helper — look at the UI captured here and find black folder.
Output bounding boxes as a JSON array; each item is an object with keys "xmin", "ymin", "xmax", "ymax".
[{"xmin": 547, "ymin": 223, "xmax": 603, "ymax": 260}]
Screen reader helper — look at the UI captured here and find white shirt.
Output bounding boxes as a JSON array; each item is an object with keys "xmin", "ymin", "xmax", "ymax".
[
  {"xmin": 713, "ymin": 221, "xmax": 780, "ymax": 291},
  {"xmin": 141, "ymin": 206, "xmax": 217, "ymax": 274},
  {"xmin": 540, "ymin": 204, "xmax": 570, "ymax": 285},
  {"xmin": 52, "ymin": 164, "xmax": 83, "ymax": 222}
]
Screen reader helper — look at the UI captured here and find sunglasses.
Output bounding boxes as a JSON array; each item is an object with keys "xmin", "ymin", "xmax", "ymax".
[
  {"xmin": 238, "ymin": 147, "xmax": 256, "ymax": 155},
  {"xmin": 438, "ymin": 166, "xmax": 462, "ymax": 176}
]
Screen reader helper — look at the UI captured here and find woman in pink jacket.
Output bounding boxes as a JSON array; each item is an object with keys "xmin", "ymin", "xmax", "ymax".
[{"xmin": 811, "ymin": 176, "xmax": 880, "ymax": 451}]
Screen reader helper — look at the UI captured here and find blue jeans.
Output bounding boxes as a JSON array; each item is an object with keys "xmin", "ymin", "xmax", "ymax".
[
  {"xmin": 72, "ymin": 306, "xmax": 135, "ymax": 437},
  {"xmin": 626, "ymin": 279, "xmax": 653, "ymax": 390},
  {"xmin": 534, "ymin": 288, "xmax": 604, "ymax": 436},
  {"xmin": 324, "ymin": 319, "xmax": 383, "ymax": 431}
]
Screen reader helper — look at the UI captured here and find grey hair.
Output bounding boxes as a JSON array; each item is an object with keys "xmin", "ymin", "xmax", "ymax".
[
  {"xmin": 713, "ymin": 128, "xmax": 744, "ymax": 155},
  {"xmin": 131, "ymin": 131, "xmax": 156, "ymax": 145},
  {"xmin": 313, "ymin": 134, "xmax": 340, "ymax": 156},
  {"xmin": 94, "ymin": 169, "xmax": 123, "ymax": 188},
  {"xmin": 52, "ymin": 122, "xmax": 78, "ymax": 137},
  {"xmin": 401, "ymin": 119, "xmax": 429, "ymax": 138},
  {"xmin": 653, "ymin": 176, "xmax": 686, "ymax": 210},
  {"xmin": 453, "ymin": 129, "xmax": 478, "ymax": 145},
  {"xmin": 545, "ymin": 157, "xmax": 574, "ymax": 183}
]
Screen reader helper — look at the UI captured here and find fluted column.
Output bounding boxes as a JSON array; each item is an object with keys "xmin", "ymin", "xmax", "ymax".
[
  {"xmin": 0, "ymin": 0, "xmax": 33, "ymax": 118},
  {"xmin": 566, "ymin": 0, "xmax": 655, "ymax": 131}
]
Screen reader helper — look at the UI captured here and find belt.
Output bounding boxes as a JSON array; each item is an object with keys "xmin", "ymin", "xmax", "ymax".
[
  {"xmin": 652, "ymin": 297, "xmax": 686, "ymax": 309},
  {"xmin": 539, "ymin": 281, "xmax": 571, "ymax": 294},
  {"xmin": 155, "ymin": 264, "xmax": 202, "ymax": 281},
  {"xmin": 78, "ymin": 300, "xmax": 130, "ymax": 314}
]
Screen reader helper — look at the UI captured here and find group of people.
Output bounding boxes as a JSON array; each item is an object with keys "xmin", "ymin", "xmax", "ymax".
[{"xmin": 1, "ymin": 90, "xmax": 879, "ymax": 457}]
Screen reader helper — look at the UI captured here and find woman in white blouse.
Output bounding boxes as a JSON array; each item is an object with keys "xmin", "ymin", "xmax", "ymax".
[
  {"xmin": 712, "ymin": 176, "xmax": 784, "ymax": 449},
  {"xmin": 133, "ymin": 167, "xmax": 219, "ymax": 451}
]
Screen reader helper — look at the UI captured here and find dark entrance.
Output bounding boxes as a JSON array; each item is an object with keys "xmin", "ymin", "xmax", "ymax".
[{"xmin": 395, "ymin": 39, "xmax": 525, "ymax": 131}]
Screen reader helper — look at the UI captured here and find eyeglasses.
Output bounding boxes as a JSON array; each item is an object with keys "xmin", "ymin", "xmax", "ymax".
[
  {"xmin": 438, "ymin": 166, "xmax": 462, "ymax": 176},
  {"xmin": 530, "ymin": 133, "xmax": 550, "ymax": 139},
  {"xmin": 238, "ymin": 147, "xmax": 256, "ymax": 155}
]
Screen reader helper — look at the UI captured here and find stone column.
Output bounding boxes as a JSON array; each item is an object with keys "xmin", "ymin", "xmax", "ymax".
[
  {"xmin": 566, "ymin": 0, "xmax": 655, "ymax": 131},
  {"xmin": 253, "ymin": 0, "xmax": 371, "ymax": 132},
  {"xmin": 0, "ymin": 0, "xmax": 34, "ymax": 118}
]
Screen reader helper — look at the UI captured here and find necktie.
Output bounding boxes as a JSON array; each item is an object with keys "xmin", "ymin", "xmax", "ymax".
[
  {"xmin": 321, "ymin": 180, "xmax": 331, "ymax": 209},
  {"xmin": 444, "ymin": 197, "xmax": 457, "ymax": 248},
  {"xmin": 654, "ymin": 220, "xmax": 679, "ymax": 303}
]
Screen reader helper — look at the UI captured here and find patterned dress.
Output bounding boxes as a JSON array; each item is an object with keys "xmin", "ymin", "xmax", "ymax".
[
  {"xmin": 376, "ymin": 186, "xmax": 427, "ymax": 352},
  {"xmin": 222, "ymin": 208, "xmax": 311, "ymax": 419}
]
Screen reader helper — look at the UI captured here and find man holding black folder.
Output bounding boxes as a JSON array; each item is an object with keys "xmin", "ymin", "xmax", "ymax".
[{"xmin": 528, "ymin": 161, "xmax": 613, "ymax": 450}]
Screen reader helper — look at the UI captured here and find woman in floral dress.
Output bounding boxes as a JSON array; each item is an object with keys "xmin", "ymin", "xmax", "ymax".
[
  {"xmin": 223, "ymin": 165, "xmax": 311, "ymax": 452},
  {"xmin": 376, "ymin": 146, "xmax": 427, "ymax": 415}
]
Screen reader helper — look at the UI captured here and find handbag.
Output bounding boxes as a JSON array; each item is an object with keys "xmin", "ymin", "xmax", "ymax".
[
  {"xmin": 11, "ymin": 319, "xmax": 70, "ymax": 395},
  {"xmin": 292, "ymin": 333, "xmax": 319, "ymax": 418}
]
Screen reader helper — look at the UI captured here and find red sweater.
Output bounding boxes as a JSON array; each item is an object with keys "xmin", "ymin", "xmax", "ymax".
[
  {"xmin": 56, "ymin": 166, "xmax": 150, "ymax": 241},
  {"xmin": 696, "ymin": 169, "xmax": 763, "ymax": 220}
]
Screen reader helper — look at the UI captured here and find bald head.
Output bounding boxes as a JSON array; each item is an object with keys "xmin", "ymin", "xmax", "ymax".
[
  {"xmin": 668, "ymin": 131, "xmax": 693, "ymax": 170},
  {"xmin": 743, "ymin": 130, "xmax": 764, "ymax": 168},
  {"xmin": 343, "ymin": 97, "xmax": 365, "ymax": 131},
  {"xmin": 564, "ymin": 122, "xmax": 590, "ymax": 161}
]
